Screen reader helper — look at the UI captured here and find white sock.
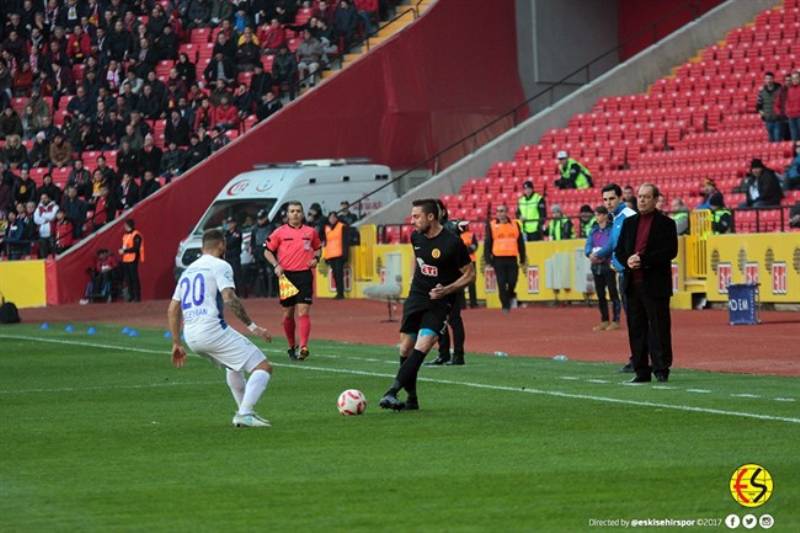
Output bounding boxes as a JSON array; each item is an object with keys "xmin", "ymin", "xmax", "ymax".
[
  {"xmin": 226, "ymin": 369, "xmax": 246, "ymax": 408},
  {"xmin": 238, "ymin": 370, "xmax": 270, "ymax": 415}
]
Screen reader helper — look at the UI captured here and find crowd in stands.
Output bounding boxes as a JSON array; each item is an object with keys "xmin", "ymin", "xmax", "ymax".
[{"xmin": 1, "ymin": 0, "xmax": 398, "ymax": 260}]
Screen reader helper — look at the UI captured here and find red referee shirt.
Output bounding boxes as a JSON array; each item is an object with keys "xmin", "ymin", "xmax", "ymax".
[{"xmin": 266, "ymin": 223, "xmax": 322, "ymax": 272}]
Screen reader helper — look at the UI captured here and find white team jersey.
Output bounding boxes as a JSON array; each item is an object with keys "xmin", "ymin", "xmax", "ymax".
[{"xmin": 172, "ymin": 254, "xmax": 236, "ymax": 339}]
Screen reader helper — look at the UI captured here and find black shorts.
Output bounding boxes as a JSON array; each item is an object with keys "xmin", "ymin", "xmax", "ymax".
[
  {"xmin": 280, "ymin": 269, "xmax": 314, "ymax": 307},
  {"xmin": 400, "ymin": 294, "xmax": 452, "ymax": 337}
]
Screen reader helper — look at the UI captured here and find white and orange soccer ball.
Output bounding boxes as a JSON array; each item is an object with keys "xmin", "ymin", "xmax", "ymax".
[{"xmin": 337, "ymin": 389, "xmax": 367, "ymax": 416}]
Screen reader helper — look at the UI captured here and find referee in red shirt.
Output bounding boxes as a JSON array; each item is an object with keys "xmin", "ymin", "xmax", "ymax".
[{"xmin": 264, "ymin": 202, "xmax": 322, "ymax": 360}]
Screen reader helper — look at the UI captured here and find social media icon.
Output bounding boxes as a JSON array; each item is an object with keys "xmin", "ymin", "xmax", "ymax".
[
  {"xmin": 725, "ymin": 514, "xmax": 741, "ymax": 529},
  {"xmin": 759, "ymin": 514, "xmax": 774, "ymax": 529},
  {"xmin": 742, "ymin": 514, "xmax": 757, "ymax": 530}
]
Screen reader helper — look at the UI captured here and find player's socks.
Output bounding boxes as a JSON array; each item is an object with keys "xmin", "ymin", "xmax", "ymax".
[
  {"xmin": 226, "ymin": 369, "xmax": 246, "ymax": 408},
  {"xmin": 297, "ymin": 315, "xmax": 311, "ymax": 347},
  {"xmin": 238, "ymin": 369, "xmax": 271, "ymax": 415},
  {"xmin": 282, "ymin": 316, "xmax": 296, "ymax": 347},
  {"xmin": 396, "ymin": 349, "xmax": 427, "ymax": 391}
]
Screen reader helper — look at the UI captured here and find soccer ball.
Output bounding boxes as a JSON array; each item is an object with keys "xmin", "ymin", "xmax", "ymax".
[{"xmin": 337, "ymin": 389, "xmax": 367, "ymax": 416}]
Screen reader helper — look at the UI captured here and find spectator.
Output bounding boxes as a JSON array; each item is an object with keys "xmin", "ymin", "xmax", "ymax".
[
  {"xmin": 709, "ymin": 195, "xmax": 733, "ymax": 235},
  {"xmin": 213, "ymin": 31, "xmax": 237, "ymax": 63},
  {"xmin": 259, "ymin": 18, "xmax": 286, "ymax": 53},
  {"xmin": 120, "ymin": 123, "xmax": 144, "ymax": 151},
  {"xmin": 775, "ymin": 71, "xmax": 800, "ymax": 141},
  {"xmin": 484, "ymin": 204, "xmax": 526, "ymax": 313},
  {"xmin": 67, "ymin": 160, "xmax": 93, "ymax": 198},
  {"xmin": 116, "ymin": 172, "xmax": 141, "ymax": 212},
  {"xmin": 780, "ymin": 142, "xmax": 800, "ymax": 191},
  {"xmin": 272, "ymin": 44, "xmax": 298, "ymax": 100},
  {"xmin": 53, "ymin": 209, "xmax": 75, "ymax": 253},
  {"xmin": 33, "ymin": 192, "xmax": 59, "ymax": 257},
  {"xmin": 176, "ymin": 52, "xmax": 197, "ymax": 87},
  {"xmin": 334, "ymin": 0, "xmax": 358, "ymax": 49},
  {"xmin": 555, "ymin": 150, "xmax": 593, "ymax": 189},
  {"xmin": 233, "ymin": 83, "xmax": 255, "ymax": 118},
  {"xmin": 29, "ymin": 89, "xmax": 51, "ymax": 131},
  {"xmin": 757, "ymin": 71, "xmax": 783, "ymax": 142},
  {"xmin": 117, "ymin": 139, "xmax": 141, "ymax": 178},
  {"xmin": 338, "ymin": 200, "xmax": 358, "ymax": 225},
  {"xmin": 80, "ymin": 248, "xmax": 118, "ymax": 304},
  {"xmin": 578, "ymin": 204, "xmax": 596, "ymax": 238},
  {"xmin": 516, "ymin": 180, "xmax": 545, "ymax": 241},
  {"xmin": 61, "ymin": 185, "xmax": 88, "ymax": 238},
  {"xmin": 13, "ymin": 61, "xmax": 34, "ymax": 97},
  {"xmin": 0, "ymin": 107, "xmax": 23, "ymax": 138},
  {"xmin": 622, "ymin": 185, "xmax": 637, "ymax": 211},
  {"xmin": 547, "ymin": 204, "xmax": 573, "ymax": 240},
  {"xmin": 670, "ymin": 198, "xmax": 690, "ymax": 236},
  {"xmin": 67, "ymin": 85, "xmax": 95, "ymax": 120},
  {"xmin": 256, "ymin": 90, "xmax": 283, "ymax": 121},
  {"xmin": 28, "ymin": 132, "xmax": 51, "ymax": 168},
  {"xmin": 297, "ymin": 29, "xmax": 323, "ymax": 87},
  {"xmin": 789, "ymin": 202, "xmax": 800, "ymax": 228},
  {"xmin": 355, "ymin": 0, "xmax": 379, "ymax": 37},
  {"xmin": 88, "ymin": 185, "xmax": 113, "ymax": 229},
  {"xmin": 204, "ymin": 52, "xmax": 236, "ymax": 86},
  {"xmin": 38, "ymin": 173, "xmax": 63, "ymax": 205},
  {"xmin": 161, "ymin": 141, "xmax": 187, "ymax": 180},
  {"xmin": 211, "ymin": 94, "xmax": 239, "ymax": 130},
  {"xmin": 696, "ymin": 178, "xmax": 724, "ymax": 209},
  {"xmin": 67, "ymin": 24, "xmax": 92, "ymax": 63},
  {"xmin": 585, "ymin": 205, "xmax": 620, "ymax": 331},
  {"xmin": 249, "ymin": 63, "xmax": 273, "ymax": 98},
  {"xmin": 2, "ymin": 134, "xmax": 28, "ymax": 167},
  {"xmin": 139, "ymin": 134, "xmax": 163, "ymax": 177},
  {"xmin": 49, "ymin": 133, "xmax": 73, "ymax": 168},
  {"xmin": 12, "ymin": 167, "xmax": 37, "ymax": 205},
  {"xmin": 95, "ymin": 156, "xmax": 119, "ymax": 189},
  {"xmin": 236, "ymin": 27, "xmax": 262, "ymax": 71},
  {"xmin": 147, "ymin": 5, "xmax": 170, "ymax": 39},
  {"xmin": 155, "ymin": 24, "xmax": 179, "ymax": 61},
  {"xmin": 184, "ymin": 133, "xmax": 210, "ymax": 169},
  {"xmin": 164, "ymin": 110, "xmax": 190, "ymax": 147},
  {"xmin": 209, "ymin": 79, "xmax": 231, "ymax": 106},
  {"xmin": 187, "ymin": 0, "xmax": 212, "ymax": 30},
  {"xmin": 140, "ymin": 170, "xmax": 161, "ymax": 200},
  {"xmin": 136, "ymin": 84, "xmax": 164, "ymax": 119},
  {"xmin": 210, "ymin": 0, "xmax": 234, "ymax": 26},
  {"xmin": 3, "ymin": 211, "xmax": 31, "ymax": 259},
  {"xmin": 735, "ymin": 159, "xmax": 784, "ymax": 208}
]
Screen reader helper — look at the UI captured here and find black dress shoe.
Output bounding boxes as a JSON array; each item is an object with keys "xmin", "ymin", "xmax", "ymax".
[
  {"xmin": 619, "ymin": 362, "xmax": 635, "ymax": 373},
  {"xmin": 445, "ymin": 356, "xmax": 465, "ymax": 366},
  {"xmin": 424, "ymin": 356, "xmax": 450, "ymax": 366},
  {"xmin": 654, "ymin": 373, "xmax": 669, "ymax": 383},
  {"xmin": 628, "ymin": 375, "xmax": 652, "ymax": 383}
]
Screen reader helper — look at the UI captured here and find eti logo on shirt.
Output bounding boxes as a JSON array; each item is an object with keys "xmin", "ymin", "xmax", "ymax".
[{"xmin": 416, "ymin": 258, "xmax": 438, "ymax": 277}]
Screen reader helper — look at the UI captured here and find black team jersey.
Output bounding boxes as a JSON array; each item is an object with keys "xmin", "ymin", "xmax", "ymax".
[{"xmin": 408, "ymin": 227, "xmax": 471, "ymax": 301}]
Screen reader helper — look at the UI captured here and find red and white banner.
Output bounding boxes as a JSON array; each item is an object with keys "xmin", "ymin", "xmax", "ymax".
[{"xmin": 717, "ymin": 262, "xmax": 732, "ymax": 294}]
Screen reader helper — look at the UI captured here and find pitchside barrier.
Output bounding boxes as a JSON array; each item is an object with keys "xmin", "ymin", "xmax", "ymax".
[{"xmin": 316, "ymin": 227, "xmax": 800, "ymax": 309}]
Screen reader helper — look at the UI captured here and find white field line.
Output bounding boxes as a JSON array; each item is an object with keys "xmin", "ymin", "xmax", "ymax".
[{"xmin": 1, "ymin": 334, "xmax": 799, "ymax": 425}]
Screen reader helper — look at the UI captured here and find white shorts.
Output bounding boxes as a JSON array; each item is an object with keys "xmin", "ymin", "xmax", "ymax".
[{"xmin": 186, "ymin": 327, "xmax": 267, "ymax": 372}]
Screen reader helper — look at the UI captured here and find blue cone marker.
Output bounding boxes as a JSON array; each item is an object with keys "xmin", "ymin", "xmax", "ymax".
[
  {"xmin": 87, "ymin": 327, "xmax": 97, "ymax": 335},
  {"xmin": 64, "ymin": 324, "xmax": 75, "ymax": 333},
  {"xmin": 40, "ymin": 322, "xmax": 49, "ymax": 330}
]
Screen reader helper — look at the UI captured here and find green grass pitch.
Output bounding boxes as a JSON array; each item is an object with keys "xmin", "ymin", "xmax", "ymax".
[{"xmin": 1, "ymin": 323, "xmax": 798, "ymax": 531}]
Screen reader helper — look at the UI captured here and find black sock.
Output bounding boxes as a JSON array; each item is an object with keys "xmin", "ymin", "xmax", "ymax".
[{"xmin": 397, "ymin": 349, "xmax": 426, "ymax": 395}]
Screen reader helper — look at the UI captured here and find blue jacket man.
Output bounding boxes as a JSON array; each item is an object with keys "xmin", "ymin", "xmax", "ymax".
[{"xmin": 592, "ymin": 198, "xmax": 636, "ymax": 271}]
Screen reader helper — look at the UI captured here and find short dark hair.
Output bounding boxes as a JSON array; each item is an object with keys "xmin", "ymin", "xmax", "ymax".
[
  {"xmin": 202, "ymin": 228, "xmax": 225, "ymax": 247},
  {"xmin": 766, "ymin": 71, "xmax": 775, "ymax": 77},
  {"xmin": 412, "ymin": 199, "xmax": 439, "ymax": 219},
  {"xmin": 124, "ymin": 219, "xmax": 135, "ymax": 229},
  {"xmin": 601, "ymin": 183, "xmax": 622, "ymax": 197},
  {"xmin": 286, "ymin": 200, "xmax": 303, "ymax": 211}
]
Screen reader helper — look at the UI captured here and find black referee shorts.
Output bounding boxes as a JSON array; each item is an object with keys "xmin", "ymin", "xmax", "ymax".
[
  {"xmin": 280, "ymin": 269, "xmax": 314, "ymax": 307},
  {"xmin": 400, "ymin": 295, "xmax": 452, "ymax": 337}
]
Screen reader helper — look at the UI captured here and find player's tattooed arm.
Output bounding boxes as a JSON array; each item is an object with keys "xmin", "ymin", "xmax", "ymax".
[{"xmin": 221, "ymin": 288, "xmax": 253, "ymax": 325}]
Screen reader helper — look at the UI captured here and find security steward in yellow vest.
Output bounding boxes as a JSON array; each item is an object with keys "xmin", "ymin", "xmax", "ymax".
[
  {"xmin": 547, "ymin": 204, "xmax": 574, "ymax": 241},
  {"xmin": 710, "ymin": 197, "xmax": 733, "ymax": 234},
  {"xmin": 555, "ymin": 150, "xmax": 593, "ymax": 189},
  {"xmin": 578, "ymin": 204, "xmax": 597, "ymax": 237},
  {"xmin": 517, "ymin": 180, "xmax": 546, "ymax": 241},
  {"xmin": 484, "ymin": 205, "xmax": 526, "ymax": 312},
  {"xmin": 119, "ymin": 219, "xmax": 144, "ymax": 302},
  {"xmin": 322, "ymin": 211, "xmax": 349, "ymax": 299}
]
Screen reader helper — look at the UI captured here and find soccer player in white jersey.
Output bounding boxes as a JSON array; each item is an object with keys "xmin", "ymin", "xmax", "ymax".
[{"xmin": 167, "ymin": 229, "xmax": 274, "ymax": 428}]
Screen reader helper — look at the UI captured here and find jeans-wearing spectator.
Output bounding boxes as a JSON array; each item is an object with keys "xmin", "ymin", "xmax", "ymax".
[
  {"xmin": 757, "ymin": 71, "xmax": 783, "ymax": 142},
  {"xmin": 585, "ymin": 206, "xmax": 620, "ymax": 331}
]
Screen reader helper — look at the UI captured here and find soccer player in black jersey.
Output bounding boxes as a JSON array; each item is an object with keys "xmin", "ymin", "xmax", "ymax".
[{"xmin": 379, "ymin": 199, "xmax": 475, "ymax": 411}]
